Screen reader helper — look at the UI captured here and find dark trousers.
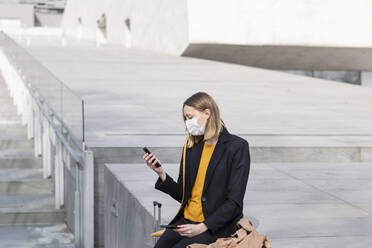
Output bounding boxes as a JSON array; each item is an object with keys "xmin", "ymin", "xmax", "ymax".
[{"xmin": 154, "ymin": 214, "xmax": 217, "ymax": 248}]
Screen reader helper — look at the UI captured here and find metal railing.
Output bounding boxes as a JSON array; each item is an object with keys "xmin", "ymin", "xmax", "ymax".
[{"xmin": 0, "ymin": 31, "xmax": 94, "ymax": 248}]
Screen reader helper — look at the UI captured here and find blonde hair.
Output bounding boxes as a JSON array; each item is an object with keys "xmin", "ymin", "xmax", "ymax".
[{"xmin": 182, "ymin": 92, "xmax": 226, "ymax": 148}]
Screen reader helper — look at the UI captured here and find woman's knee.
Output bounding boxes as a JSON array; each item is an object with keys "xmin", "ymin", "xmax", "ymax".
[
  {"xmin": 154, "ymin": 228, "xmax": 182, "ymax": 247},
  {"xmin": 172, "ymin": 231, "xmax": 217, "ymax": 248}
]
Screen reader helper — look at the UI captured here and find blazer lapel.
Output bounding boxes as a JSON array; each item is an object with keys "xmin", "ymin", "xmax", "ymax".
[
  {"xmin": 186, "ymin": 137, "xmax": 204, "ymax": 197},
  {"xmin": 185, "ymin": 126, "xmax": 230, "ymax": 198},
  {"xmin": 202, "ymin": 126, "xmax": 229, "ymax": 195}
]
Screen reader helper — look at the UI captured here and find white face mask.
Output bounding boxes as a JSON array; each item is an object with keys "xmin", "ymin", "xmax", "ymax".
[{"xmin": 185, "ymin": 116, "xmax": 206, "ymax": 136}]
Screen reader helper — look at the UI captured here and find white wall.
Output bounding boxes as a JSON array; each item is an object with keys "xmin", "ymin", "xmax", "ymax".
[
  {"xmin": 61, "ymin": 0, "xmax": 189, "ymax": 54},
  {"xmin": 61, "ymin": 0, "xmax": 372, "ymax": 55},
  {"xmin": 188, "ymin": 0, "xmax": 372, "ymax": 47},
  {"xmin": 0, "ymin": 4, "xmax": 34, "ymax": 28}
]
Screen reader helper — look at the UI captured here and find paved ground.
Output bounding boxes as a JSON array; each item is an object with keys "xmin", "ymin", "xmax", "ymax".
[
  {"xmin": 107, "ymin": 161, "xmax": 372, "ymax": 248},
  {"xmin": 8, "ymin": 35, "xmax": 372, "ymax": 149}
]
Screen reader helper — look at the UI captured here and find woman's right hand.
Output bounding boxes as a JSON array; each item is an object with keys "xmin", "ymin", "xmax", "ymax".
[{"xmin": 143, "ymin": 153, "xmax": 166, "ymax": 181}]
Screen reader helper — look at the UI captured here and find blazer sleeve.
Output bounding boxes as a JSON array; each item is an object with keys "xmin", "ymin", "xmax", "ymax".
[
  {"xmin": 154, "ymin": 146, "xmax": 185, "ymax": 203},
  {"xmin": 203, "ymin": 139, "xmax": 250, "ymax": 234}
]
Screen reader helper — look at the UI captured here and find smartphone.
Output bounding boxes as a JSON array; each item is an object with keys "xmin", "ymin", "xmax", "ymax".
[
  {"xmin": 143, "ymin": 147, "xmax": 162, "ymax": 168},
  {"xmin": 160, "ymin": 224, "xmax": 179, "ymax": 229}
]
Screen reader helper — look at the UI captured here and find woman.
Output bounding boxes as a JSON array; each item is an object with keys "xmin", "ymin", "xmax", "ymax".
[{"xmin": 143, "ymin": 92, "xmax": 250, "ymax": 248}]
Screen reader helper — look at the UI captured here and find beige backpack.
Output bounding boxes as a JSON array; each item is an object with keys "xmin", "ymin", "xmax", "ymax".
[{"xmin": 187, "ymin": 217, "xmax": 271, "ymax": 248}]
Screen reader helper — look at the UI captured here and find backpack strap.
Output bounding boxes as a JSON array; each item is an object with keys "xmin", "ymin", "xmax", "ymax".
[
  {"xmin": 232, "ymin": 228, "xmax": 247, "ymax": 242},
  {"xmin": 176, "ymin": 136, "xmax": 189, "ymax": 213},
  {"xmin": 237, "ymin": 217, "xmax": 254, "ymax": 232},
  {"xmin": 181, "ymin": 136, "xmax": 188, "ymax": 205}
]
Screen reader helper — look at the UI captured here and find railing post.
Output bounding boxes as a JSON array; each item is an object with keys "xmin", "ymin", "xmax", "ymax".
[
  {"xmin": 55, "ymin": 139, "xmax": 64, "ymax": 209},
  {"xmin": 42, "ymin": 118, "xmax": 52, "ymax": 179},
  {"xmin": 20, "ymin": 85, "xmax": 26, "ymax": 122},
  {"xmin": 33, "ymin": 107, "xmax": 39, "ymax": 157},
  {"xmin": 34, "ymin": 107, "xmax": 42, "ymax": 157},
  {"xmin": 25, "ymin": 91, "xmax": 32, "ymax": 137},
  {"xmin": 28, "ymin": 96, "xmax": 35, "ymax": 139},
  {"xmin": 74, "ymin": 164, "xmax": 81, "ymax": 247},
  {"xmin": 83, "ymin": 148, "xmax": 94, "ymax": 248},
  {"xmin": 50, "ymin": 121, "xmax": 56, "ymax": 194}
]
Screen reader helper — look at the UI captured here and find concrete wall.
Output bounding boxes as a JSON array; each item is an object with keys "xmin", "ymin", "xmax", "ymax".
[
  {"xmin": 35, "ymin": 12, "xmax": 63, "ymax": 27},
  {"xmin": 91, "ymin": 144, "xmax": 372, "ymax": 247},
  {"xmin": 61, "ymin": 0, "xmax": 189, "ymax": 54},
  {"xmin": 104, "ymin": 164, "xmax": 154, "ymax": 248},
  {"xmin": 90, "ymin": 146, "xmax": 183, "ymax": 247},
  {"xmin": 0, "ymin": 3, "xmax": 34, "ymax": 28},
  {"xmin": 361, "ymin": 72, "xmax": 372, "ymax": 87},
  {"xmin": 62, "ymin": 0, "xmax": 372, "ymax": 54}
]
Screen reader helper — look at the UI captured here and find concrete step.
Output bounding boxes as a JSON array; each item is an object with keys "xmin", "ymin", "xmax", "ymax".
[
  {"xmin": 0, "ymin": 149, "xmax": 35, "ymax": 159},
  {"xmin": 0, "ymin": 87, "xmax": 11, "ymax": 92},
  {"xmin": 0, "ymin": 192, "xmax": 55, "ymax": 209},
  {"xmin": 0, "ymin": 119, "xmax": 23, "ymax": 125},
  {"xmin": 0, "ymin": 168, "xmax": 44, "ymax": 181},
  {"xmin": 0, "ymin": 114, "xmax": 22, "ymax": 122},
  {"xmin": 0, "ymin": 180, "xmax": 51, "ymax": 193},
  {"xmin": 0, "ymin": 112, "xmax": 22, "ymax": 121},
  {"xmin": 0, "ymin": 90, "xmax": 12, "ymax": 96},
  {"xmin": 0, "ymin": 193, "xmax": 65, "ymax": 225},
  {"xmin": 0, "ymin": 169, "xmax": 51, "ymax": 193},
  {"xmin": 0, "ymin": 139, "xmax": 34, "ymax": 150},
  {"xmin": 0, "ymin": 133, "xmax": 27, "ymax": 140},
  {"xmin": 0, "ymin": 89, "xmax": 20, "ymax": 115},
  {"xmin": 0, "ymin": 125, "xmax": 27, "ymax": 138},
  {"xmin": 0, "ymin": 107, "xmax": 21, "ymax": 114},
  {"xmin": 0, "ymin": 109, "xmax": 20, "ymax": 116},
  {"xmin": 0, "ymin": 101, "xmax": 18, "ymax": 108},
  {"xmin": 0, "ymin": 158, "xmax": 42, "ymax": 169},
  {"xmin": 0, "ymin": 95, "xmax": 14, "ymax": 102},
  {"xmin": 0, "ymin": 99, "xmax": 16, "ymax": 107},
  {"xmin": 0, "ymin": 94, "xmax": 15, "ymax": 101},
  {"xmin": 0, "ymin": 207, "xmax": 65, "ymax": 225},
  {"xmin": 0, "ymin": 224, "xmax": 74, "ymax": 247},
  {"xmin": 92, "ymin": 137, "xmax": 372, "ymax": 167},
  {"xmin": 0, "ymin": 103, "xmax": 15, "ymax": 109}
]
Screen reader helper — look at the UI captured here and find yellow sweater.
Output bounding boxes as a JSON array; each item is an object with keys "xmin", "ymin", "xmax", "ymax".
[{"xmin": 183, "ymin": 142, "xmax": 216, "ymax": 222}]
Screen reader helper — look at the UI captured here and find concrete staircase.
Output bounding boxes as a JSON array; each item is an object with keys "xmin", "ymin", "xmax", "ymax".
[{"xmin": 0, "ymin": 74, "xmax": 75, "ymax": 247}]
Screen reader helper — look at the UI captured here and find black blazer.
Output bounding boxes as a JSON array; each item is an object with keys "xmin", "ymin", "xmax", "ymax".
[{"xmin": 155, "ymin": 125, "xmax": 251, "ymax": 238}]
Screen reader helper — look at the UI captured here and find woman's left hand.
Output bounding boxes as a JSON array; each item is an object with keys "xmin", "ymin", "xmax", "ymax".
[{"xmin": 175, "ymin": 223, "xmax": 208, "ymax": 237}]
